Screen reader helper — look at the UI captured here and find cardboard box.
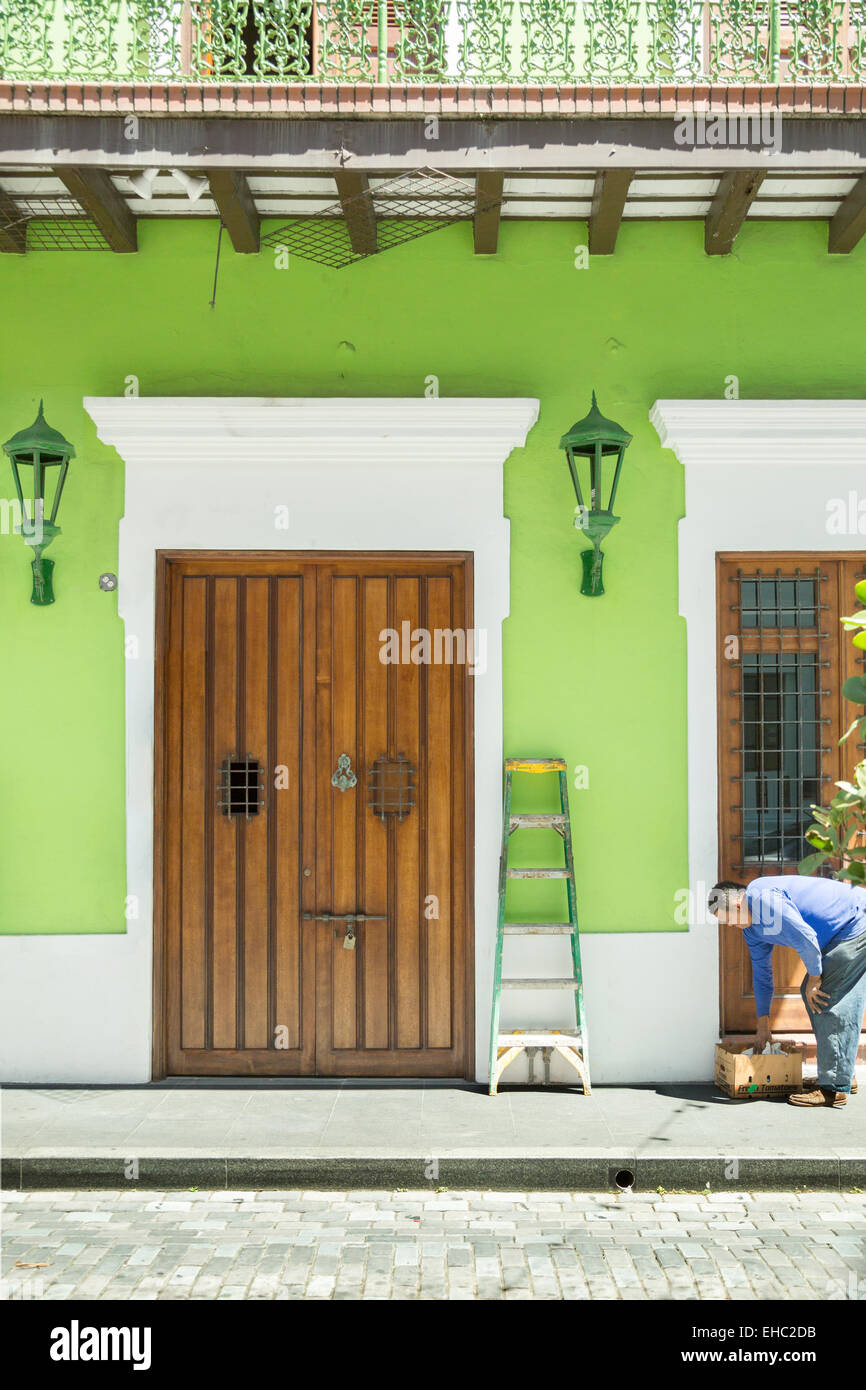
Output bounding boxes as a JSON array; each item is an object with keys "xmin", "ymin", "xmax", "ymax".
[{"xmin": 714, "ymin": 1041, "xmax": 804, "ymax": 1098}]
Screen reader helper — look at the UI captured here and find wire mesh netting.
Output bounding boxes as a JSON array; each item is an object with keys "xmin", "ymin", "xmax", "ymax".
[
  {"xmin": 0, "ymin": 193, "xmax": 110, "ymax": 251},
  {"xmin": 260, "ymin": 167, "xmax": 501, "ymax": 269}
]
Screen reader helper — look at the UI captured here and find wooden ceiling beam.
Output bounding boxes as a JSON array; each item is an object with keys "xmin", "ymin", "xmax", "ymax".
[
  {"xmin": 588, "ymin": 169, "xmax": 633, "ymax": 254},
  {"xmin": 334, "ymin": 170, "xmax": 377, "ymax": 255},
  {"xmin": 207, "ymin": 170, "xmax": 260, "ymax": 253},
  {"xmin": 705, "ymin": 170, "xmax": 764, "ymax": 256},
  {"xmin": 828, "ymin": 172, "xmax": 866, "ymax": 254},
  {"xmin": 54, "ymin": 166, "xmax": 137, "ymax": 252},
  {"xmin": 474, "ymin": 171, "xmax": 504, "ymax": 254}
]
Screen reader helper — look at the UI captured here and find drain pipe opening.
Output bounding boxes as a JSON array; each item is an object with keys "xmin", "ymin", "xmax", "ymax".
[{"xmin": 614, "ymin": 1169, "xmax": 636, "ymax": 1191}]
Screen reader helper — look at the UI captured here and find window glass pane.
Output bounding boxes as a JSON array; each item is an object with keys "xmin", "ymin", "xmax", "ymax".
[
  {"xmin": 740, "ymin": 654, "xmax": 821, "ymax": 866},
  {"xmin": 737, "ymin": 574, "xmax": 817, "ymax": 627}
]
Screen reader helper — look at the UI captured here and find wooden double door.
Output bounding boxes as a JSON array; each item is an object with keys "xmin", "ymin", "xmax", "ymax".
[{"xmin": 155, "ymin": 552, "xmax": 473, "ymax": 1077}]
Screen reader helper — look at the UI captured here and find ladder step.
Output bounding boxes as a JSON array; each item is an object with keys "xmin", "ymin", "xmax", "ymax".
[
  {"xmin": 509, "ymin": 814, "xmax": 567, "ymax": 827},
  {"xmin": 507, "ymin": 868, "xmax": 569, "ymax": 878},
  {"xmin": 505, "ymin": 758, "xmax": 567, "ymax": 773},
  {"xmin": 498, "ymin": 1030, "xmax": 581, "ymax": 1046},
  {"xmin": 502, "ymin": 978, "xmax": 579, "ymax": 990},
  {"xmin": 503, "ymin": 923, "xmax": 574, "ymax": 935}
]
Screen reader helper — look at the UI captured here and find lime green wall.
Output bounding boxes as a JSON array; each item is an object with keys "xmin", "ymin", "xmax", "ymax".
[{"xmin": 1, "ymin": 217, "xmax": 864, "ymax": 935}]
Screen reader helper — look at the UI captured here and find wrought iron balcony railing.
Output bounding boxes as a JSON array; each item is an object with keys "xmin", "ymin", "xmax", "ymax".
[{"xmin": 1, "ymin": 0, "xmax": 864, "ymax": 86}]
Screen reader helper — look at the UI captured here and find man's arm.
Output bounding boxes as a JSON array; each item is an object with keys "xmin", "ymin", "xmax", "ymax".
[
  {"xmin": 746, "ymin": 935, "xmax": 774, "ymax": 1018},
  {"xmin": 745, "ymin": 934, "xmax": 774, "ymax": 1049}
]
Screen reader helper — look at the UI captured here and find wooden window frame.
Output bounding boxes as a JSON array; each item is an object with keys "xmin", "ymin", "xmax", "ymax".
[{"xmin": 717, "ymin": 551, "xmax": 866, "ymax": 1035}]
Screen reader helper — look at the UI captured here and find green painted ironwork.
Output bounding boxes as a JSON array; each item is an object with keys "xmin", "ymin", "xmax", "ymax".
[
  {"xmin": 787, "ymin": 0, "xmax": 845, "ymax": 80},
  {"xmin": 584, "ymin": 0, "xmax": 640, "ymax": 82},
  {"xmin": 708, "ymin": 0, "xmax": 772, "ymax": 82},
  {"xmin": 1, "ymin": 0, "xmax": 866, "ymax": 82},
  {"xmin": 252, "ymin": 0, "xmax": 315, "ymax": 78},
  {"xmin": 0, "ymin": 0, "xmax": 55, "ymax": 80},
  {"xmin": 189, "ymin": 0, "xmax": 249, "ymax": 79},
  {"xmin": 458, "ymin": 0, "xmax": 513, "ymax": 82},
  {"xmin": 850, "ymin": 0, "xmax": 866, "ymax": 76},
  {"xmin": 63, "ymin": 0, "xmax": 122, "ymax": 80},
  {"xmin": 392, "ymin": 0, "xmax": 448, "ymax": 82},
  {"xmin": 647, "ymin": 0, "xmax": 704, "ymax": 79},
  {"xmin": 317, "ymin": 0, "xmax": 375, "ymax": 81},
  {"xmin": 129, "ymin": 0, "xmax": 186, "ymax": 80},
  {"xmin": 377, "ymin": 0, "xmax": 387, "ymax": 81},
  {"xmin": 519, "ymin": 0, "xmax": 575, "ymax": 83}
]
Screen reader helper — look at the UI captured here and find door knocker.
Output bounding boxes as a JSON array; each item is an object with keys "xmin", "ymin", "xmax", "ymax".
[{"xmin": 331, "ymin": 753, "xmax": 358, "ymax": 793}]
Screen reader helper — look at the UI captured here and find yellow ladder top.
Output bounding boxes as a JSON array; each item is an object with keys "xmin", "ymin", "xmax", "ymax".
[{"xmin": 504, "ymin": 758, "xmax": 567, "ymax": 773}]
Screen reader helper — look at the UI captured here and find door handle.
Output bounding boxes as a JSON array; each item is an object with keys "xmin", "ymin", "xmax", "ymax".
[{"xmin": 331, "ymin": 753, "xmax": 357, "ymax": 792}]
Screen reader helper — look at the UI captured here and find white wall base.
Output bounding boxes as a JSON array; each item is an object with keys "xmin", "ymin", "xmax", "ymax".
[
  {"xmin": 0, "ymin": 929, "xmax": 719, "ymax": 1086},
  {"xmin": 0, "ymin": 935, "xmax": 153, "ymax": 1084}
]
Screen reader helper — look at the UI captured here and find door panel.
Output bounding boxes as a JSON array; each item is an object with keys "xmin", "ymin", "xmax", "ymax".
[
  {"xmin": 718, "ymin": 555, "xmax": 864, "ymax": 1034},
  {"xmin": 313, "ymin": 562, "xmax": 469, "ymax": 1075},
  {"xmin": 165, "ymin": 564, "xmax": 316, "ymax": 1075},
  {"xmin": 159, "ymin": 552, "xmax": 472, "ymax": 1078},
  {"xmin": 394, "ymin": 575, "xmax": 422, "ymax": 1051}
]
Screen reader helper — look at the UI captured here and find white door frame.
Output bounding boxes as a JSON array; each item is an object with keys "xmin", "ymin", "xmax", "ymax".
[
  {"xmin": 76, "ymin": 395, "xmax": 538, "ymax": 1084},
  {"xmin": 651, "ymin": 399, "xmax": 866, "ymax": 1036}
]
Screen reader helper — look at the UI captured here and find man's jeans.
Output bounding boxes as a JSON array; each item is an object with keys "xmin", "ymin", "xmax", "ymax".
[{"xmin": 800, "ymin": 931, "xmax": 866, "ymax": 1093}]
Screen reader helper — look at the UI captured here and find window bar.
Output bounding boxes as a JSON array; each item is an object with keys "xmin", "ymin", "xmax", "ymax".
[
  {"xmin": 856, "ymin": 564, "xmax": 866, "ymax": 758},
  {"xmin": 734, "ymin": 569, "xmax": 746, "ymax": 873},
  {"xmin": 781, "ymin": 575, "xmax": 790, "ymax": 864},
  {"xmin": 794, "ymin": 568, "xmax": 804, "ymax": 870},
  {"xmin": 757, "ymin": 567, "xmax": 766, "ymax": 875}
]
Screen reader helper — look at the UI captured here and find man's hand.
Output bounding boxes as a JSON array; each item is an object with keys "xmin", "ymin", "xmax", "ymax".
[
  {"xmin": 754, "ymin": 1016, "xmax": 773, "ymax": 1053},
  {"xmin": 804, "ymin": 975, "xmax": 830, "ymax": 1014}
]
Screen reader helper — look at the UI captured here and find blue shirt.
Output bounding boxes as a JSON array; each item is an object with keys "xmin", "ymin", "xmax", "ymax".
[{"xmin": 745, "ymin": 876, "xmax": 866, "ymax": 1017}]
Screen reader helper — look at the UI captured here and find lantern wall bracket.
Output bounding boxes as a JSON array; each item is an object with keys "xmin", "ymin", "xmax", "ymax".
[
  {"xmin": 15, "ymin": 518, "xmax": 61, "ymax": 606},
  {"xmin": 575, "ymin": 509, "xmax": 620, "ymax": 598},
  {"xmin": 3, "ymin": 401, "xmax": 74, "ymax": 608}
]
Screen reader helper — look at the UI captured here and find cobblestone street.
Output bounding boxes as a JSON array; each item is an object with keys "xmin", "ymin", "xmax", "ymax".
[{"xmin": 2, "ymin": 1189, "xmax": 865, "ymax": 1301}]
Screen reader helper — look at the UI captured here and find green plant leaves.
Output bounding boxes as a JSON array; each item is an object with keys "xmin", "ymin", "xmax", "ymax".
[
  {"xmin": 805, "ymin": 827, "xmax": 835, "ymax": 852},
  {"xmin": 842, "ymin": 675, "xmax": 866, "ymax": 705},
  {"xmin": 798, "ymin": 851, "xmax": 828, "ymax": 874}
]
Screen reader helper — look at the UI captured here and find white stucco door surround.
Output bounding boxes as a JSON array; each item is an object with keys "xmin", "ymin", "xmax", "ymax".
[
  {"xmin": 0, "ymin": 397, "xmax": 538, "ymax": 1083},
  {"xmin": 638, "ymin": 399, "xmax": 866, "ymax": 1080}
]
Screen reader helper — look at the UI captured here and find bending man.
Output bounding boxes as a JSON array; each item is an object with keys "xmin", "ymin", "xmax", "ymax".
[{"xmin": 709, "ymin": 876, "xmax": 866, "ymax": 1108}]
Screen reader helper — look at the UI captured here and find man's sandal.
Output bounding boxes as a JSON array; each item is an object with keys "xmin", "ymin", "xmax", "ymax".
[
  {"xmin": 801, "ymin": 1076, "xmax": 858, "ymax": 1095},
  {"xmin": 788, "ymin": 1088, "xmax": 848, "ymax": 1107}
]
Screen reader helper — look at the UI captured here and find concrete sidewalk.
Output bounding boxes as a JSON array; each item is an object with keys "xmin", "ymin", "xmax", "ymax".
[{"xmin": 3, "ymin": 1080, "xmax": 865, "ymax": 1191}]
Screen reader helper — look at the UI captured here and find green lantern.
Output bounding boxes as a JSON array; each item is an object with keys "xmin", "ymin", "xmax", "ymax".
[
  {"xmin": 559, "ymin": 391, "xmax": 632, "ymax": 597},
  {"xmin": 3, "ymin": 401, "xmax": 75, "ymax": 606}
]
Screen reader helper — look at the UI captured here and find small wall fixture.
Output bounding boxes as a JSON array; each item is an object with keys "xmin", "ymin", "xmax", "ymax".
[
  {"xmin": 559, "ymin": 392, "xmax": 632, "ymax": 597},
  {"xmin": 3, "ymin": 400, "xmax": 75, "ymax": 606}
]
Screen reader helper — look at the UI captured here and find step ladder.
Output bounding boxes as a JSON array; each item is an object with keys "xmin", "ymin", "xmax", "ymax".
[{"xmin": 488, "ymin": 758, "xmax": 590, "ymax": 1096}]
